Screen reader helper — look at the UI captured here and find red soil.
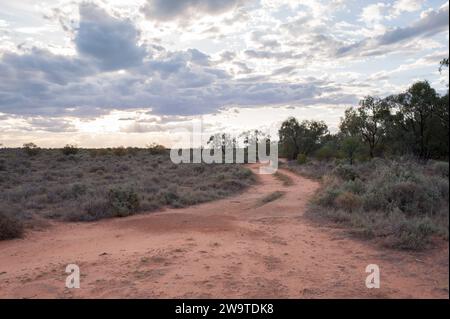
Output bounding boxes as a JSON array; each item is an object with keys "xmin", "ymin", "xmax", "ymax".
[{"xmin": 0, "ymin": 165, "xmax": 448, "ymax": 298}]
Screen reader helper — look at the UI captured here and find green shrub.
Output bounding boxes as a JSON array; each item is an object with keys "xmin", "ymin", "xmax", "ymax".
[
  {"xmin": 126, "ymin": 147, "xmax": 139, "ymax": 156},
  {"xmin": 147, "ymin": 143, "xmax": 167, "ymax": 155},
  {"xmin": 221, "ymin": 178, "xmax": 249, "ymax": 192},
  {"xmin": 23, "ymin": 143, "xmax": 40, "ymax": 156},
  {"xmin": 363, "ymin": 166, "xmax": 444, "ymax": 215},
  {"xmin": 334, "ymin": 192, "xmax": 362, "ymax": 212},
  {"xmin": 315, "ymin": 144, "xmax": 336, "ymax": 161},
  {"xmin": 315, "ymin": 188, "xmax": 341, "ymax": 207},
  {"xmin": 68, "ymin": 188, "xmax": 140, "ymax": 221},
  {"xmin": 388, "ymin": 217, "xmax": 437, "ymax": 250},
  {"xmin": 70, "ymin": 183, "xmax": 88, "ymax": 199},
  {"xmin": 107, "ymin": 188, "xmax": 140, "ymax": 217},
  {"xmin": 308, "ymin": 158, "xmax": 449, "ymax": 250},
  {"xmin": 77, "ymin": 199, "xmax": 112, "ymax": 221},
  {"xmin": 88, "ymin": 149, "xmax": 111, "ymax": 157},
  {"xmin": 0, "ymin": 212, "xmax": 24, "ymax": 240},
  {"xmin": 62, "ymin": 144, "xmax": 79, "ymax": 156},
  {"xmin": 342, "ymin": 179, "xmax": 365, "ymax": 194},
  {"xmin": 163, "ymin": 188, "xmax": 180, "ymax": 207},
  {"xmin": 297, "ymin": 153, "xmax": 308, "ymax": 165},
  {"xmin": 112, "ymin": 146, "xmax": 128, "ymax": 156},
  {"xmin": 333, "ymin": 164, "xmax": 359, "ymax": 181}
]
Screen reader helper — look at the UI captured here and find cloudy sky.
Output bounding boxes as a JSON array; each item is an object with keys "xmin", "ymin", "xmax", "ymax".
[{"xmin": 0, "ymin": 0, "xmax": 448, "ymax": 147}]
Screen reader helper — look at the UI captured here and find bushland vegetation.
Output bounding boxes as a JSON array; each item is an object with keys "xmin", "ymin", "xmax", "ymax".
[
  {"xmin": 279, "ymin": 74, "xmax": 449, "ymax": 249},
  {"xmin": 0, "ymin": 145, "xmax": 255, "ymax": 239}
]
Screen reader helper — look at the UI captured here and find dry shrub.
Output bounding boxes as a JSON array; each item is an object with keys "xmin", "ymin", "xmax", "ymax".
[
  {"xmin": 112, "ymin": 146, "xmax": 128, "ymax": 156},
  {"xmin": 334, "ymin": 192, "xmax": 362, "ymax": 212},
  {"xmin": 61, "ymin": 144, "xmax": 79, "ymax": 156},
  {"xmin": 307, "ymin": 158, "xmax": 449, "ymax": 250},
  {"xmin": 0, "ymin": 149, "xmax": 255, "ymax": 231},
  {"xmin": 0, "ymin": 212, "xmax": 24, "ymax": 240}
]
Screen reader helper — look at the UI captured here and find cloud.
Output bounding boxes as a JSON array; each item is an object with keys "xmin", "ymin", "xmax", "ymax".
[
  {"xmin": 272, "ymin": 66, "xmax": 295, "ymax": 76},
  {"xmin": 1, "ymin": 48, "xmax": 93, "ymax": 84},
  {"xmin": 4, "ymin": 0, "xmax": 438, "ymax": 136},
  {"xmin": 28, "ymin": 117, "xmax": 77, "ymax": 132},
  {"xmin": 360, "ymin": 3, "xmax": 389, "ymax": 25},
  {"xmin": 337, "ymin": 4, "xmax": 449, "ymax": 57},
  {"xmin": 378, "ymin": 5, "xmax": 448, "ymax": 45},
  {"xmin": 141, "ymin": 0, "xmax": 243, "ymax": 21},
  {"xmin": 75, "ymin": 3, "xmax": 146, "ymax": 71},
  {"xmin": 391, "ymin": 0, "xmax": 424, "ymax": 17},
  {"xmin": 244, "ymin": 49, "xmax": 302, "ymax": 60}
]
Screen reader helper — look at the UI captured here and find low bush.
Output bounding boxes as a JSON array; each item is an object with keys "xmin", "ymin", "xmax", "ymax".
[
  {"xmin": 333, "ymin": 164, "xmax": 359, "ymax": 181},
  {"xmin": 68, "ymin": 188, "xmax": 140, "ymax": 221},
  {"xmin": 23, "ymin": 143, "xmax": 40, "ymax": 157},
  {"xmin": 147, "ymin": 143, "xmax": 167, "ymax": 155},
  {"xmin": 107, "ymin": 188, "xmax": 140, "ymax": 217},
  {"xmin": 297, "ymin": 154, "xmax": 308, "ymax": 165},
  {"xmin": 62, "ymin": 144, "xmax": 79, "ymax": 156},
  {"xmin": 315, "ymin": 144, "xmax": 339, "ymax": 161},
  {"xmin": 334, "ymin": 192, "xmax": 362, "ymax": 212},
  {"xmin": 0, "ymin": 212, "xmax": 24, "ymax": 240},
  {"xmin": 387, "ymin": 216, "xmax": 437, "ymax": 250},
  {"xmin": 112, "ymin": 146, "xmax": 128, "ymax": 156},
  {"xmin": 308, "ymin": 158, "xmax": 449, "ymax": 250}
]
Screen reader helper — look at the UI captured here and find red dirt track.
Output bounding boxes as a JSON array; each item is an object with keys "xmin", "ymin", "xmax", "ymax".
[{"xmin": 0, "ymin": 165, "xmax": 448, "ymax": 298}]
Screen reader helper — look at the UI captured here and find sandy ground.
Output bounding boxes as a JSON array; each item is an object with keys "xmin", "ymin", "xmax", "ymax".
[{"xmin": 0, "ymin": 165, "xmax": 448, "ymax": 299}]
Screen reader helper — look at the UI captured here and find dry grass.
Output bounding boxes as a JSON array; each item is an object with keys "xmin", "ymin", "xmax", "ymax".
[
  {"xmin": 0, "ymin": 212, "xmax": 24, "ymax": 240},
  {"xmin": 298, "ymin": 158, "xmax": 449, "ymax": 250},
  {"xmin": 259, "ymin": 191, "xmax": 286, "ymax": 205},
  {"xmin": 0, "ymin": 148, "xmax": 255, "ymax": 234},
  {"xmin": 274, "ymin": 172, "xmax": 294, "ymax": 186}
]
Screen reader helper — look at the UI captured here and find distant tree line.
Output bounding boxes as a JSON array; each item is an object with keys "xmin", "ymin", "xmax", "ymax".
[{"xmin": 279, "ymin": 78, "xmax": 449, "ymax": 164}]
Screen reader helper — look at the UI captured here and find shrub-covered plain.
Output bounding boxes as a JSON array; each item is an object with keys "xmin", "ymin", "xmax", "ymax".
[
  {"xmin": 306, "ymin": 159, "xmax": 449, "ymax": 250},
  {"xmin": 0, "ymin": 148, "xmax": 255, "ymax": 238}
]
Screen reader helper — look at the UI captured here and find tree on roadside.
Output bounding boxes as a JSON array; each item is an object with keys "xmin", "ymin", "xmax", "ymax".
[
  {"xmin": 208, "ymin": 133, "xmax": 235, "ymax": 157},
  {"xmin": 340, "ymin": 136, "xmax": 362, "ymax": 165},
  {"xmin": 387, "ymin": 81, "xmax": 439, "ymax": 159},
  {"xmin": 340, "ymin": 96, "xmax": 390, "ymax": 158},
  {"xmin": 279, "ymin": 118, "xmax": 329, "ymax": 160}
]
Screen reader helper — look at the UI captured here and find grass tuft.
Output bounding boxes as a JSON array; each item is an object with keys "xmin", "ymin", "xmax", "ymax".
[
  {"xmin": 259, "ymin": 191, "xmax": 286, "ymax": 205},
  {"xmin": 274, "ymin": 172, "xmax": 294, "ymax": 186}
]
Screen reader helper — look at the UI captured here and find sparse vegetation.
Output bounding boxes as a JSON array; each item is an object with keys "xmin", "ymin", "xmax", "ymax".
[
  {"xmin": 0, "ymin": 148, "xmax": 255, "ymax": 231},
  {"xmin": 147, "ymin": 143, "xmax": 167, "ymax": 155},
  {"xmin": 278, "ymin": 78, "xmax": 449, "ymax": 250},
  {"xmin": 0, "ymin": 212, "xmax": 24, "ymax": 240},
  {"xmin": 297, "ymin": 153, "xmax": 308, "ymax": 165},
  {"xmin": 62, "ymin": 144, "xmax": 79, "ymax": 156},
  {"xmin": 274, "ymin": 171, "xmax": 294, "ymax": 186},
  {"xmin": 283, "ymin": 160, "xmax": 334, "ymax": 180},
  {"xmin": 22, "ymin": 143, "xmax": 40, "ymax": 157},
  {"xmin": 259, "ymin": 191, "xmax": 286, "ymax": 205},
  {"xmin": 306, "ymin": 159, "xmax": 449, "ymax": 250}
]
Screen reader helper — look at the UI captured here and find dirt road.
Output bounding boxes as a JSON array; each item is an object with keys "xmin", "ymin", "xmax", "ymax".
[{"xmin": 0, "ymin": 165, "xmax": 448, "ymax": 298}]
